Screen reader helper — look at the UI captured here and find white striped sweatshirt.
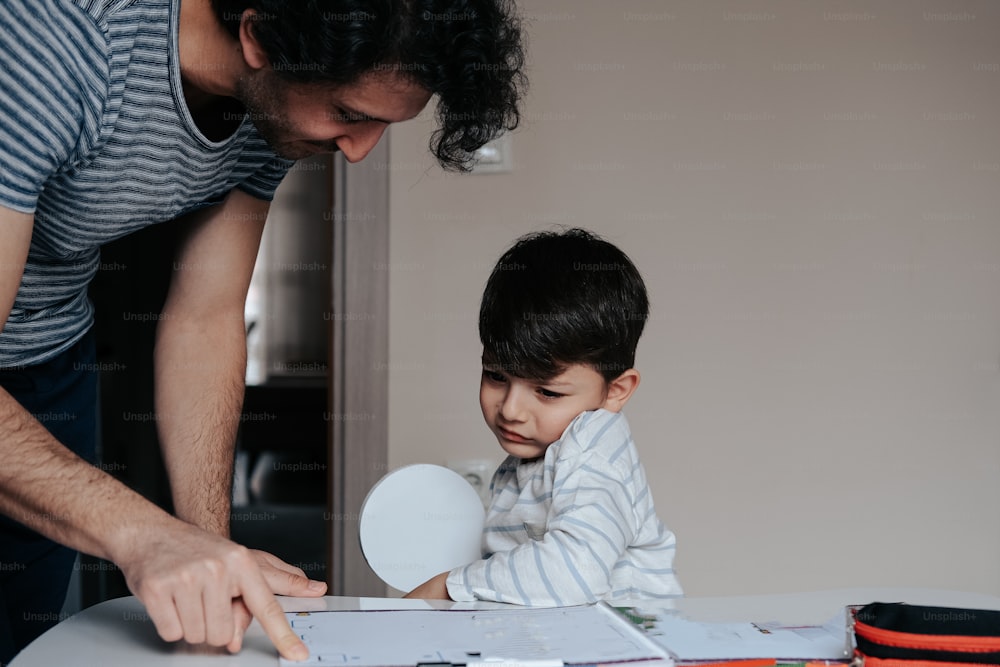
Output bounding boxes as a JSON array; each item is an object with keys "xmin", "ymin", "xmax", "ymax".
[{"xmin": 447, "ymin": 409, "xmax": 683, "ymax": 605}]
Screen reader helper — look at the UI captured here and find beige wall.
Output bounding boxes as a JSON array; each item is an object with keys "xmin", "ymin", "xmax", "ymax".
[{"xmin": 385, "ymin": 0, "xmax": 1000, "ymax": 596}]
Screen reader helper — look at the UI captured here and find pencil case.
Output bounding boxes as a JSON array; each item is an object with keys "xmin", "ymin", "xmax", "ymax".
[{"xmin": 851, "ymin": 602, "xmax": 1000, "ymax": 667}]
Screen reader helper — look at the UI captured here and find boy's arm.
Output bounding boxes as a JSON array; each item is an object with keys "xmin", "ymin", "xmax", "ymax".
[
  {"xmin": 443, "ymin": 479, "xmax": 635, "ymax": 605},
  {"xmin": 404, "ymin": 572, "xmax": 451, "ymax": 599},
  {"xmin": 440, "ymin": 415, "xmax": 640, "ymax": 606}
]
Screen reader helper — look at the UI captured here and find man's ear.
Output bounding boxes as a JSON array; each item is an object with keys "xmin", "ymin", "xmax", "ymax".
[
  {"xmin": 238, "ymin": 9, "xmax": 270, "ymax": 70},
  {"xmin": 602, "ymin": 368, "xmax": 640, "ymax": 413}
]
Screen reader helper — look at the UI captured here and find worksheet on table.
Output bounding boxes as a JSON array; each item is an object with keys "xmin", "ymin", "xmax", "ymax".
[
  {"xmin": 623, "ymin": 609, "xmax": 851, "ymax": 661},
  {"xmin": 280, "ymin": 604, "xmax": 671, "ymax": 667}
]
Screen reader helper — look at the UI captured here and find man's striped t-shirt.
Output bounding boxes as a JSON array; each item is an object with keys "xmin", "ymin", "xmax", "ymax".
[{"xmin": 0, "ymin": 0, "xmax": 292, "ymax": 367}]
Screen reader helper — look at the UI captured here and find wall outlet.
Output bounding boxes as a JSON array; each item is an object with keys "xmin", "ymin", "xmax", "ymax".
[
  {"xmin": 469, "ymin": 134, "xmax": 512, "ymax": 173},
  {"xmin": 446, "ymin": 458, "xmax": 497, "ymax": 508}
]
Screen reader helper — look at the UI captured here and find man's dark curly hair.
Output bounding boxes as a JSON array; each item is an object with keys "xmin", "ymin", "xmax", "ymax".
[{"xmin": 211, "ymin": 0, "xmax": 527, "ymax": 171}]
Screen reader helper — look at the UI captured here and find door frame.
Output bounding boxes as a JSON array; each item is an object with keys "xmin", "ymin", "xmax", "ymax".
[{"xmin": 327, "ymin": 144, "xmax": 390, "ymax": 596}]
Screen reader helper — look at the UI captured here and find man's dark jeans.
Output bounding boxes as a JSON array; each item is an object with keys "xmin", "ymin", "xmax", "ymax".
[{"xmin": 0, "ymin": 330, "xmax": 98, "ymax": 665}]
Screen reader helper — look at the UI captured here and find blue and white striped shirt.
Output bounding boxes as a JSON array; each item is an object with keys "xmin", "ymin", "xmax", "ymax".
[
  {"xmin": 0, "ymin": 0, "xmax": 291, "ymax": 367},
  {"xmin": 447, "ymin": 409, "xmax": 683, "ymax": 606}
]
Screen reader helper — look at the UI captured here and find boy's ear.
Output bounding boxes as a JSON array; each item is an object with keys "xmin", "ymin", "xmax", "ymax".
[{"xmin": 601, "ymin": 368, "xmax": 640, "ymax": 412}]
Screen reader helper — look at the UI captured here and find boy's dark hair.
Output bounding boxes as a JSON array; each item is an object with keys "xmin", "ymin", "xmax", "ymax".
[
  {"xmin": 479, "ymin": 228, "xmax": 649, "ymax": 383},
  {"xmin": 211, "ymin": 0, "xmax": 526, "ymax": 172}
]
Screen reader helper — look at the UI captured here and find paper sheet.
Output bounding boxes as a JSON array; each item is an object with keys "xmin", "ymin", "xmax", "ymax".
[
  {"xmin": 281, "ymin": 604, "xmax": 670, "ymax": 667},
  {"xmin": 621, "ymin": 608, "xmax": 851, "ymax": 661}
]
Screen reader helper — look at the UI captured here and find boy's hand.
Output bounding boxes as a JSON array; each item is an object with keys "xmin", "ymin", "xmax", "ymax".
[{"xmin": 404, "ymin": 572, "xmax": 452, "ymax": 600}]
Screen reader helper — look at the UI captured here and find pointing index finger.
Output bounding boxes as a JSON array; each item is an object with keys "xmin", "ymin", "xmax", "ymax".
[{"xmin": 240, "ymin": 572, "xmax": 309, "ymax": 662}]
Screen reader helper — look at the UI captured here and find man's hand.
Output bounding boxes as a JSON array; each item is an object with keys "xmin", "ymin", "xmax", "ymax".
[
  {"xmin": 252, "ymin": 549, "xmax": 328, "ymax": 598},
  {"xmin": 117, "ymin": 519, "xmax": 323, "ymax": 660},
  {"xmin": 404, "ymin": 571, "xmax": 452, "ymax": 600},
  {"xmin": 225, "ymin": 550, "xmax": 329, "ymax": 653}
]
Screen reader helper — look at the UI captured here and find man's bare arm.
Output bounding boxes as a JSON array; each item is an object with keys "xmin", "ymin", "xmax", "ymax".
[
  {"xmin": 152, "ymin": 189, "xmax": 326, "ymax": 642},
  {"xmin": 0, "ymin": 208, "xmax": 149, "ymax": 559},
  {"xmin": 154, "ymin": 190, "xmax": 267, "ymax": 537},
  {"xmin": 0, "ymin": 208, "xmax": 31, "ymax": 334},
  {"xmin": 0, "ymin": 204, "xmax": 310, "ymax": 660}
]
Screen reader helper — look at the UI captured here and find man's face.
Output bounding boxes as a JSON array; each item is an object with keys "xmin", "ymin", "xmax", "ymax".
[{"xmin": 235, "ymin": 70, "xmax": 432, "ymax": 161}]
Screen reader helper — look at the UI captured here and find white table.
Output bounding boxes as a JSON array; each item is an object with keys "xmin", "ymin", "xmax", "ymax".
[{"xmin": 12, "ymin": 588, "xmax": 1000, "ymax": 666}]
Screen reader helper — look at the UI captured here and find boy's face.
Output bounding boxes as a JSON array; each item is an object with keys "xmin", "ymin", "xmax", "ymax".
[{"xmin": 479, "ymin": 362, "xmax": 620, "ymax": 460}]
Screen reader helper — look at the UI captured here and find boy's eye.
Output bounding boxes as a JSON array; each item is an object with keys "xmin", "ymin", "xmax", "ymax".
[
  {"xmin": 483, "ymin": 370, "xmax": 507, "ymax": 383},
  {"xmin": 538, "ymin": 388, "xmax": 563, "ymax": 399}
]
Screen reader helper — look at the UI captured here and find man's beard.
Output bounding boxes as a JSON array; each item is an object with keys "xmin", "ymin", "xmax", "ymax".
[{"xmin": 234, "ymin": 71, "xmax": 337, "ymax": 160}]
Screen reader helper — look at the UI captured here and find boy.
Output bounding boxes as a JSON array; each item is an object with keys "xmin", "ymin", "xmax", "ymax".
[{"xmin": 406, "ymin": 228, "xmax": 683, "ymax": 605}]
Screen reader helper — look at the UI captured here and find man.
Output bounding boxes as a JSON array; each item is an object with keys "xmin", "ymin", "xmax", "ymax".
[{"xmin": 0, "ymin": 0, "xmax": 525, "ymax": 662}]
